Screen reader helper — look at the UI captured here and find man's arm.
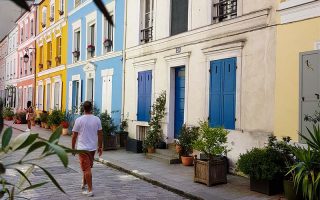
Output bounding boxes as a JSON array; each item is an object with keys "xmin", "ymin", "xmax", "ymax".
[
  {"xmin": 72, "ymin": 132, "xmax": 78, "ymax": 151},
  {"xmin": 97, "ymin": 130, "xmax": 103, "ymax": 156}
]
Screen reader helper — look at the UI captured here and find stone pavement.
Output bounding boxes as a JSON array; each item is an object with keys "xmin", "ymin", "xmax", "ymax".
[
  {"xmin": 3, "ymin": 126, "xmax": 187, "ymax": 200},
  {"xmin": 4, "ymin": 121, "xmax": 285, "ymax": 200}
]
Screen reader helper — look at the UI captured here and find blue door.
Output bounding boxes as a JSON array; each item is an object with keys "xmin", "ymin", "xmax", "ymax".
[
  {"xmin": 209, "ymin": 58, "xmax": 236, "ymax": 129},
  {"xmin": 174, "ymin": 67, "xmax": 185, "ymax": 138},
  {"xmin": 137, "ymin": 70, "xmax": 152, "ymax": 121}
]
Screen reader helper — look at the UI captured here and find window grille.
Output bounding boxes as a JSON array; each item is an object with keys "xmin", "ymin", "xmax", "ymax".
[{"xmin": 213, "ymin": 0, "xmax": 237, "ymax": 23}]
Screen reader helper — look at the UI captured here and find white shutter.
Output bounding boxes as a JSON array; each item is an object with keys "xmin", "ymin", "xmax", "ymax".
[
  {"xmin": 107, "ymin": 76, "xmax": 112, "ymax": 113},
  {"xmin": 36, "ymin": 86, "xmax": 38, "ymax": 110},
  {"xmin": 78, "ymin": 80, "xmax": 82, "ymax": 108},
  {"xmin": 68, "ymin": 81, "xmax": 72, "ymax": 111}
]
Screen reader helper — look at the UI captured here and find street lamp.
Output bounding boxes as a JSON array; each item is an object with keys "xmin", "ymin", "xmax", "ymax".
[{"xmin": 23, "ymin": 47, "xmax": 36, "ymax": 63}]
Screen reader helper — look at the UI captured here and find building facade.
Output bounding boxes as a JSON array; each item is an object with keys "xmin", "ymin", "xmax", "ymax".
[
  {"xmin": 16, "ymin": 6, "xmax": 37, "ymax": 111},
  {"xmin": 0, "ymin": 36, "xmax": 8, "ymax": 102},
  {"xmin": 35, "ymin": 0, "xmax": 67, "ymax": 112},
  {"xmin": 275, "ymin": 0, "xmax": 320, "ymax": 142},
  {"xmin": 66, "ymin": 0, "xmax": 124, "ymax": 124},
  {"xmin": 5, "ymin": 26, "xmax": 19, "ymax": 109},
  {"xmin": 124, "ymin": 0, "xmax": 277, "ymax": 167}
]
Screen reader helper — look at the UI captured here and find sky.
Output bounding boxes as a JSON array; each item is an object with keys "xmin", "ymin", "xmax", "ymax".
[{"xmin": 0, "ymin": 0, "xmax": 29, "ymax": 40}]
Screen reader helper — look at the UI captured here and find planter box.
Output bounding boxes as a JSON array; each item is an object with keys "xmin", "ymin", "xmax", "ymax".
[
  {"xmin": 156, "ymin": 141, "xmax": 167, "ymax": 149},
  {"xmin": 250, "ymin": 177, "xmax": 283, "ymax": 196},
  {"xmin": 283, "ymin": 180, "xmax": 303, "ymax": 200},
  {"xmin": 103, "ymin": 135, "xmax": 117, "ymax": 150},
  {"xmin": 126, "ymin": 138, "xmax": 143, "ymax": 153},
  {"xmin": 194, "ymin": 157, "xmax": 227, "ymax": 186},
  {"xmin": 200, "ymin": 153, "xmax": 229, "ymax": 174},
  {"xmin": 118, "ymin": 131, "xmax": 128, "ymax": 147}
]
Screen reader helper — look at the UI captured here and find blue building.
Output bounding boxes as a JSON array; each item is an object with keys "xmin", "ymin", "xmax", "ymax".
[{"xmin": 66, "ymin": 0, "xmax": 124, "ymax": 125}]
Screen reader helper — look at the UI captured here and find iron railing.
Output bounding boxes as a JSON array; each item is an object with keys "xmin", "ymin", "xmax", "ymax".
[
  {"xmin": 213, "ymin": 0, "xmax": 237, "ymax": 23},
  {"xmin": 140, "ymin": 26, "xmax": 153, "ymax": 43}
]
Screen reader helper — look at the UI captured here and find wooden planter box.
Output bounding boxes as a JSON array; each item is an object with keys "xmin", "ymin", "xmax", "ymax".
[
  {"xmin": 126, "ymin": 138, "xmax": 143, "ymax": 153},
  {"xmin": 118, "ymin": 131, "xmax": 128, "ymax": 147},
  {"xmin": 250, "ymin": 177, "xmax": 283, "ymax": 196},
  {"xmin": 194, "ymin": 156, "xmax": 227, "ymax": 186},
  {"xmin": 103, "ymin": 135, "xmax": 117, "ymax": 150}
]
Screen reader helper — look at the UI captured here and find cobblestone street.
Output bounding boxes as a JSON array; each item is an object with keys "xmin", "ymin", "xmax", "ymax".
[{"xmin": 4, "ymin": 128, "xmax": 187, "ymax": 200}]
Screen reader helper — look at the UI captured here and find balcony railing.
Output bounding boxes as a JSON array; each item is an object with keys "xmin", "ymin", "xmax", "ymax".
[
  {"xmin": 140, "ymin": 27, "xmax": 153, "ymax": 44},
  {"xmin": 213, "ymin": 0, "xmax": 237, "ymax": 23}
]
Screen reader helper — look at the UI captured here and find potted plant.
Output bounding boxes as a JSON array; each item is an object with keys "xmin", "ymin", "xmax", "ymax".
[
  {"xmin": 178, "ymin": 125, "xmax": 199, "ymax": 166},
  {"xmin": 47, "ymin": 109, "xmax": 65, "ymax": 132},
  {"xmin": 16, "ymin": 112, "xmax": 27, "ymax": 124},
  {"xmin": 117, "ymin": 118, "xmax": 128, "ymax": 148},
  {"xmin": 60, "ymin": 121, "xmax": 69, "ymax": 136},
  {"xmin": 193, "ymin": 121, "xmax": 229, "ymax": 186},
  {"xmin": 87, "ymin": 44, "xmax": 95, "ymax": 52},
  {"xmin": 72, "ymin": 50, "xmax": 80, "ymax": 58},
  {"xmin": 35, "ymin": 117, "xmax": 41, "ymax": 126},
  {"xmin": 103, "ymin": 39, "xmax": 112, "ymax": 48},
  {"xmin": 3, "ymin": 107, "xmax": 14, "ymax": 121},
  {"xmin": 40, "ymin": 111, "xmax": 49, "ymax": 128},
  {"xmin": 143, "ymin": 91, "xmax": 166, "ymax": 153},
  {"xmin": 58, "ymin": 10, "xmax": 64, "ymax": 15},
  {"xmin": 100, "ymin": 111, "xmax": 117, "ymax": 150}
]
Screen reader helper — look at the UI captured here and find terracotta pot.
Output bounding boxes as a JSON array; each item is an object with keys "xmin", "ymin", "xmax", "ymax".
[
  {"xmin": 147, "ymin": 147, "xmax": 155, "ymax": 153},
  {"xmin": 62, "ymin": 128, "xmax": 69, "ymax": 136},
  {"xmin": 181, "ymin": 156, "xmax": 194, "ymax": 166},
  {"xmin": 176, "ymin": 144, "xmax": 182, "ymax": 153}
]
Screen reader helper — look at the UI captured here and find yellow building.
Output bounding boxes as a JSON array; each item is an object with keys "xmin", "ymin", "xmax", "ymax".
[
  {"xmin": 35, "ymin": 0, "xmax": 67, "ymax": 113},
  {"xmin": 275, "ymin": 0, "xmax": 320, "ymax": 141}
]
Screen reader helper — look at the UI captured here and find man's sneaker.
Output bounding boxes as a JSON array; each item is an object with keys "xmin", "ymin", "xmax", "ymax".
[{"xmin": 82, "ymin": 190, "xmax": 93, "ymax": 197}]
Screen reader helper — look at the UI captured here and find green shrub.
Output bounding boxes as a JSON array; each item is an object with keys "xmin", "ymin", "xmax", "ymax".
[
  {"xmin": 192, "ymin": 121, "xmax": 229, "ymax": 160},
  {"xmin": 178, "ymin": 125, "xmax": 199, "ymax": 156},
  {"xmin": 100, "ymin": 111, "xmax": 117, "ymax": 136},
  {"xmin": 40, "ymin": 111, "xmax": 48, "ymax": 123},
  {"xmin": 237, "ymin": 147, "xmax": 286, "ymax": 181},
  {"xmin": 47, "ymin": 109, "xmax": 65, "ymax": 126},
  {"xmin": 3, "ymin": 107, "xmax": 14, "ymax": 118}
]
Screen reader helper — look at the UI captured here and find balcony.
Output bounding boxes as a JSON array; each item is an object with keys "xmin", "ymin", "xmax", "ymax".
[
  {"xmin": 213, "ymin": 0, "xmax": 237, "ymax": 23},
  {"xmin": 140, "ymin": 27, "xmax": 153, "ymax": 44}
]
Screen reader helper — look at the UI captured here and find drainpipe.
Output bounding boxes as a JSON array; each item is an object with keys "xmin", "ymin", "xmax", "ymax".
[{"xmin": 121, "ymin": 0, "xmax": 128, "ymax": 122}]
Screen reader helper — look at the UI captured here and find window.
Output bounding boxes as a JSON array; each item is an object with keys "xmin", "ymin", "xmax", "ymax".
[
  {"xmin": 28, "ymin": 87, "xmax": 32, "ymax": 102},
  {"xmin": 30, "ymin": 20, "xmax": 34, "ymax": 36},
  {"xmin": 137, "ymin": 70, "xmax": 152, "ymax": 121},
  {"xmin": 47, "ymin": 41, "xmax": 52, "ymax": 67},
  {"xmin": 140, "ymin": 0, "xmax": 153, "ymax": 43},
  {"xmin": 87, "ymin": 23, "xmax": 95, "ymax": 58},
  {"xmin": 60, "ymin": 0, "xmax": 64, "ymax": 13},
  {"xmin": 21, "ymin": 27, "xmax": 24, "ymax": 43},
  {"xmin": 50, "ymin": 4, "xmax": 55, "ymax": 22},
  {"xmin": 29, "ymin": 52, "xmax": 33, "ymax": 72},
  {"xmin": 40, "ymin": 46, "xmax": 43, "ymax": 64},
  {"xmin": 104, "ymin": 14, "xmax": 114, "ymax": 53},
  {"xmin": 54, "ymin": 81, "xmax": 61, "ymax": 109},
  {"xmin": 38, "ymin": 85, "xmax": 43, "ymax": 110},
  {"xmin": 72, "ymin": 80, "xmax": 80, "ymax": 109},
  {"xmin": 86, "ymin": 78, "xmax": 94, "ymax": 102},
  {"xmin": 20, "ymin": 57, "xmax": 23, "ymax": 75},
  {"xmin": 75, "ymin": 0, "xmax": 81, "ymax": 8},
  {"xmin": 73, "ymin": 30, "xmax": 80, "ymax": 62},
  {"xmin": 42, "ymin": 8, "xmax": 47, "ymax": 27},
  {"xmin": 56, "ymin": 37, "xmax": 61, "ymax": 65},
  {"xmin": 46, "ymin": 83, "xmax": 51, "ymax": 111},
  {"xmin": 212, "ymin": 0, "xmax": 237, "ymax": 23},
  {"xmin": 25, "ymin": 23, "xmax": 28, "ymax": 40},
  {"xmin": 171, "ymin": 0, "xmax": 188, "ymax": 36}
]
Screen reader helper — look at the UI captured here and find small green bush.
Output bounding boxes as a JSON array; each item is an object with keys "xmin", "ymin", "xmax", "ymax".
[
  {"xmin": 237, "ymin": 147, "xmax": 285, "ymax": 181},
  {"xmin": 47, "ymin": 109, "xmax": 65, "ymax": 126},
  {"xmin": 3, "ymin": 107, "xmax": 14, "ymax": 118},
  {"xmin": 100, "ymin": 111, "xmax": 117, "ymax": 136},
  {"xmin": 40, "ymin": 111, "xmax": 48, "ymax": 123},
  {"xmin": 178, "ymin": 125, "xmax": 199, "ymax": 156}
]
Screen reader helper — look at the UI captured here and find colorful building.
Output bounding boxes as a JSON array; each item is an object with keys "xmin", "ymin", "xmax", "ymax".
[
  {"xmin": 35, "ymin": 0, "xmax": 67, "ymax": 112},
  {"xmin": 124, "ymin": 0, "xmax": 277, "ymax": 167},
  {"xmin": 16, "ymin": 6, "xmax": 37, "ymax": 111},
  {"xmin": 0, "ymin": 36, "xmax": 8, "ymax": 102},
  {"xmin": 275, "ymin": 0, "xmax": 320, "ymax": 142},
  {"xmin": 66, "ymin": 0, "xmax": 124, "ymax": 124}
]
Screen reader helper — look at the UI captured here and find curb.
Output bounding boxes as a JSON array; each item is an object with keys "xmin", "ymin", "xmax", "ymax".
[
  {"xmin": 5, "ymin": 123, "xmax": 204, "ymax": 200},
  {"xmin": 96, "ymin": 158, "xmax": 204, "ymax": 200}
]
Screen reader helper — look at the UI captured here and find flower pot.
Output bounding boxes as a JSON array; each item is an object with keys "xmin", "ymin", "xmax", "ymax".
[
  {"xmin": 181, "ymin": 156, "xmax": 194, "ymax": 166},
  {"xmin": 283, "ymin": 180, "xmax": 303, "ymax": 200},
  {"xmin": 126, "ymin": 138, "xmax": 143, "ymax": 153},
  {"xmin": 103, "ymin": 135, "xmax": 117, "ymax": 150},
  {"xmin": 62, "ymin": 128, "xmax": 69, "ymax": 136},
  {"xmin": 250, "ymin": 177, "xmax": 283, "ymax": 196},
  {"xmin": 147, "ymin": 147, "xmax": 155, "ymax": 153},
  {"xmin": 51, "ymin": 125, "xmax": 58, "ymax": 132},
  {"xmin": 194, "ymin": 156, "xmax": 227, "ymax": 186},
  {"xmin": 175, "ymin": 144, "xmax": 182, "ymax": 153},
  {"xmin": 72, "ymin": 51, "xmax": 80, "ymax": 58},
  {"xmin": 87, "ymin": 46, "xmax": 95, "ymax": 52},
  {"xmin": 103, "ymin": 39, "xmax": 112, "ymax": 48}
]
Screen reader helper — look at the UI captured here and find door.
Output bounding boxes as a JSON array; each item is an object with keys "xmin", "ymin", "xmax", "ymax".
[
  {"xmin": 209, "ymin": 58, "xmax": 236, "ymax": 129},
  {"xmin": 174, "ymin": 67, "xmax": 185, "ymax": 138},
  {"xmin": 300, "ymin": 51, "xmax": 320, "ymax": 142}
]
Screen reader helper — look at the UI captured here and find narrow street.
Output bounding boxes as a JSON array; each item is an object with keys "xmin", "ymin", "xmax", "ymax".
[{"xmin": 3, "ymin": 127, "xmax": 187, "ymax": 200}]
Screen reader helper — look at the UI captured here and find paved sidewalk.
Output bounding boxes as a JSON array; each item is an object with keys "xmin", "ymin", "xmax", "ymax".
[{"xmin": 4, "ymin": 121, "xmax": 284, "ymax": 200}]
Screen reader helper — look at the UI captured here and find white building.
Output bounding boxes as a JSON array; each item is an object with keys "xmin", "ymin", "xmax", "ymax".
[
  {"xmin": 123, "ymin": 0, "xmax": 277, "ymax": 168},
  {"xmin": 5, "ymin": 26, "xmax": 18, "ymax": 109}
]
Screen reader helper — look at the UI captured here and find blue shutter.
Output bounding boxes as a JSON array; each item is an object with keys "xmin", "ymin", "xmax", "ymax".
[
  {"xmin": 137, "ymin": 70, "xmax": 152, "ymax": 121},
  {"xmin": 137, "ymin": 72, "xmax": 145, "ymax": 121},
  {"xmin": 145, "ymin": 71, "xmax": 152, "ymax": 121},
  {"xmin": 209, "ymin": 60, "xmax": 223, "ymax": 127},
  {"xmin": 223, "ymin": 58, "xmax": 236, "ymax": 129}
]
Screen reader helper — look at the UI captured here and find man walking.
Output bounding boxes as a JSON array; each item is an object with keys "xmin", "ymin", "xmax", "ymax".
[{"xmin": 72, "ymin": 101, "xmax": 103, "ymax": 197}]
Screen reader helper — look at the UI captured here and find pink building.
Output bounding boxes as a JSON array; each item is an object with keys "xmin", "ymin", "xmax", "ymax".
[
  {"xmin": 16, "ymin": 6, "xmax": 37, "ymax": 111},
  {"xmin": 0, "ymin": 36, "xmax": 8, "ymax": 101}
]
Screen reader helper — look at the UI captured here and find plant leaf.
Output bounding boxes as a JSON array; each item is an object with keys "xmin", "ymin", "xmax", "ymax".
[
  {"xmin": 45, "ymin": 142, "xmax": 68, "ymax": 167},
  {"xmin": 15, "ymin": 166, "xmax": 34, "ymax": 188},
  {"xmin": 32, "ymin": 164, "xmax": 65, "ymax": 193},
  {"xmin": 42, "ymin": 127, "xmax": 62, "ymax": 154},
  {"xmin": 22, "ymin": 141, "xmax": 47, "ymax": 160},
  {"xmin": 16, "ymin": 133, "xmax": 39, "ymax": 151},
  {"xmin": 20, "ymin": 182, "xmax": 48, "ymax": 192},
  {"xmin": 10, "ymin": 132, "xmax": 32, "ymax": 151},
  {"xmin": 2, "ymin": 127, "xmax": 12, "ymax": 149}
]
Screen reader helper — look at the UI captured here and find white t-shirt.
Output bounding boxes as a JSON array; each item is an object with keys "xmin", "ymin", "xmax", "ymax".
[{"xmin": 72, "ymin": 114, "xmax": 102, "ymax": 151}]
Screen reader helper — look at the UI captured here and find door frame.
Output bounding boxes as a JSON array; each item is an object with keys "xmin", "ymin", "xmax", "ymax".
[
  {"xmin": 165, "ymin": 52, "xmax": 190, "ymax": 143},
  {"xmin": 203, "ymin": 41, "xmax": 243, "ymax": 130}
]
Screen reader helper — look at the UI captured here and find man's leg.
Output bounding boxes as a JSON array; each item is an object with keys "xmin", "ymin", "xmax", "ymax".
[{"xmin": 84, "ymin": 168, "xmax": 93, "ymax": 192}]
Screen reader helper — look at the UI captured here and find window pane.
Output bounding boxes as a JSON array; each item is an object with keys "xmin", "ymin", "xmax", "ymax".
[{"xmin": 171, "ymin": 0, "xmax": 188, "ymax": 36}]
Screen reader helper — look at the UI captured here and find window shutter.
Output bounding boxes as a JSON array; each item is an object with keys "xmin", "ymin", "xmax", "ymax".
[
  {"xmin": 137, "ymin": 72, "xmax": 145, "ymax": 121},
  {"xmin": 209, "ymin": 60, "xmax": 222, "ymax": 127},
  {"xmin": 145, "ymin": 71, "xmax": 152, "ymax": 121},
  {"xmin": 171, "ymin": 0, "xmax": 188, "ymax": 36},
  {"xmin": 68, "ymin": 81, "xmax": 72, "ymax": 111}
]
